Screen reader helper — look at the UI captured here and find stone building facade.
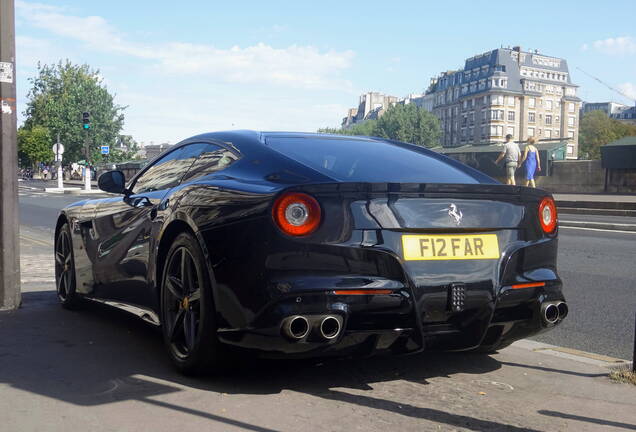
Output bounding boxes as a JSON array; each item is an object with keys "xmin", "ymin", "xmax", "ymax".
[
  {"xmin": 426, "ymin": 47, "xmax": 581, "ymax": 158},
  {"xmin": 342, "ymin": 91, "xmax": 399, "ymax": 128}
]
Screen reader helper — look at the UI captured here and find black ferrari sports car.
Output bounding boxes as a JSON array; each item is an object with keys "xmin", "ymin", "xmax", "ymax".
[{"xmin": 54, "ymin": 130, "xmax": 567, "ymax": 374}]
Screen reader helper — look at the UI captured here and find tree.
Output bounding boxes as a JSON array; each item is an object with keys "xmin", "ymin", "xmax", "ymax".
[
  {"xmin": 23, "ymin": 60, "xmax": 126, "ymax": 163},
  {"xmin": 106, "ymin": 135, "xmax": 141, "ymax": 163},
  {"xmin": 579, "ymin": 110, "xmax": 636, "ymax": 159},
  {"xmin": 319, "ymin": 104, "xmax": 441, "ymax": 148},
  {"xmin": 374, "ymin": 103, "xmax": 441, "ymax": 148},
  {"xmin": 17, "ymin": 125, "xmax": 53, "ymax": 167}
]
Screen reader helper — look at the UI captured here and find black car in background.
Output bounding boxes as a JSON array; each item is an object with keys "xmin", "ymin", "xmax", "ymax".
[{"xmin": 54, "ymin": 131, "xmax": 567, "ymax": 374}]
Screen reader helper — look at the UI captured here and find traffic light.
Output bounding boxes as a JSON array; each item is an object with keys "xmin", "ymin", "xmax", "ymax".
[{"xmin": 82, "ymin": 111, "xmax": 90, "ymax": 129}]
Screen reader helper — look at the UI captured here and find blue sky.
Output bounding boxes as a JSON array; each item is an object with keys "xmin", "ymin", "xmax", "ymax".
[{"xmin": 14, "ymin": 0, "xmax": 636, "ymax": 144}]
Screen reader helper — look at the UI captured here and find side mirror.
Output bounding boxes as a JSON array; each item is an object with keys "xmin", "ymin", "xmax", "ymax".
[{"xmin": 98, "ymin": 170, "xmax": 127, "ymax": 194}]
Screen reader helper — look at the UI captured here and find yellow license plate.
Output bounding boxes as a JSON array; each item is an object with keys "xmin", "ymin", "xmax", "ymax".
[{"xmin": 402, "ymin": 234, "xmax": 500, "ymax": 261}]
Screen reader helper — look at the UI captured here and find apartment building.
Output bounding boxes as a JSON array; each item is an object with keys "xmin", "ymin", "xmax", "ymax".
[
  {"xmin": 426, "ymin": 47, "xmax": 581, "ymax": 158},
  {"xmin": 342, "ymin": 91, "xmax": 398, "ymax": 128}
]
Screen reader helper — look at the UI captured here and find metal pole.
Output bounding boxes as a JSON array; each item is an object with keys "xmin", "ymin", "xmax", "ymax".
[
  {"xmin": 84, "ymin": 136, "xmax": 91, "ymax": 192},
  {"xmin": 56, "ymin": 133, "xmax": 63, "ymax": 190},
  {"xmin": 0, "ymin": 0, "xmax": 21, "ymax": 310}
]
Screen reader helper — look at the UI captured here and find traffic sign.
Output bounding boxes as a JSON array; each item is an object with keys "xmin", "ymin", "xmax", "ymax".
[
  {"xmin": 52, "ymin": 142, "xmax": 64, "ymax": 155},
  {"xmin": 101, "ymin": 145, "xmax": 110, "ymax": 155}
]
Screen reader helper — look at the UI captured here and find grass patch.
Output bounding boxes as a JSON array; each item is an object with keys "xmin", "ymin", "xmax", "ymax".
[{"xmin": 609, "ymin": 367, "xmax": 636, "ymax": 385}]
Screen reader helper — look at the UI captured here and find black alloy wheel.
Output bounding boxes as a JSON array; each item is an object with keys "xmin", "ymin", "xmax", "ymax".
[
  {"xmin": 55, "ymin": 223, "xmax": 81, "ymax": 309},
  {"xmin": 160, "ymin": 232, "xmax": 220, "ymax": 374}
]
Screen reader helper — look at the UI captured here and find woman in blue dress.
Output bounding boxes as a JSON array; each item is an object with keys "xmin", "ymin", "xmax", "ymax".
[{"xmin": 520, "ymin": 137, "xmax": 541, "ymax": 188}]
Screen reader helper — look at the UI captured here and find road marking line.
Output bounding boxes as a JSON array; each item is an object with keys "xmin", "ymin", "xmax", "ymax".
[
  {"xmin": 560, "ymin": 226, "xmax": 636, "ymax": 234},
  {"xmin": 20, "ymin": 234, "xmax": 53, "ymax": 246}
]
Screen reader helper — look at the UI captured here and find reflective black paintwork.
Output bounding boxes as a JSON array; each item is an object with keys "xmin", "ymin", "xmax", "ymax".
[{"xmin": 55, "ymin": 130, "xmax": 565, "ymax": 358}]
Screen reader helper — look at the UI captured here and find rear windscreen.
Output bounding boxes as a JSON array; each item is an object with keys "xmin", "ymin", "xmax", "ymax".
[{"xmin": 266, "ymin": 136, "xmax": 483, "ymax": 183}]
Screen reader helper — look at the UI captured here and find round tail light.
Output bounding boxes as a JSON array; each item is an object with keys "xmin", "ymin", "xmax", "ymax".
[
  {"xmin": 538, "ymin": 196, "xmax": 557, "ymax": 234},
  {"xmin": 272, "ymin": 192, "xmax": 321, "ymax": 236}
]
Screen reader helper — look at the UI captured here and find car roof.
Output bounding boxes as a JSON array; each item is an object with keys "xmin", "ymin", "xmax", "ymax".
[{"xmin": 181, "ymin": 130, "xmax": 381, "ymax": 145}]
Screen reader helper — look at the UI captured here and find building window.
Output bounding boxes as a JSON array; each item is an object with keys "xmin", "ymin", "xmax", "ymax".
[
  {"xmin": 568, "ymin": 116, "xmax": 575, "ymax": 126},
  {"xmin": 546, "ymin": 100, "xmax": 553, "ymax": 110},
  {"xmin": 555, "ymin": 116, "xmax": 560, "ymax": 123},
  {"xmin": 491, "ymin": 95, "xmax": 504, "ymax": 106},
  {"xmin": 508, "ymin": 111, "xmax": 515, "ymax": 121},
  {"xmin": 507, "ymin": 126, "xmax": 515, "ymax": 136},
  {"xmin": 553, "ymin": 130, "xmax": 559, "ymax": 138},
  {"xmin": 483, "ymin": 96, "xmax": 488, "ymax": 105},
  {"xmin": 490, "ymin": 110, "xmax": 504, "ymax": 120},
  {"xmin": 528, "ymin": 98, "xmax": 536, "ymax": 108},
  {"xmin": 545, "ymin": 129, "xmax": 552, "ymax": 138},
  {"xmin": 527, "ymin": 127, "xmax": 535, "ymax": 137},
  {"xmin": 490, "ymin": 125, "xmax": 504, "ymax": 136},
  {"xmin": 568, "ymin": 102, "xmax": 575, "ymax": 113},
  {"xmin": 568, "ymin": 130, "xmax": 575, "ymax": 138},
  {"xmin": 507, "ymin": 96, "xmax": 515, "ymax": 106},
  {"xmin": 482, "ymin": 110, "xmax": 487, "ymax": 122},
  {"xmin": 528, "ymin": 112, "xmax": 536, "ymax": 123},
  {"xmin": 545, "ymin": 114, "xmax": 552, "ymax": 125}
]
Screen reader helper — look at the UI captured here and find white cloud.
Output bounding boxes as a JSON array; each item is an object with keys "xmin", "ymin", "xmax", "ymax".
[
  {"xmin": 14, "ymin": 1, "xmax": 356, "ymax": 143},
  {"xmin": 617, "ymin": 82, "xmax": 636, "ymax": 101},
  {"xmin": 589, "ymin": 36, "xmax": 636, "ymax": 55},
  {"xmin": 15, "ymin": 1, "xmax": 354, "ymax": 90}
]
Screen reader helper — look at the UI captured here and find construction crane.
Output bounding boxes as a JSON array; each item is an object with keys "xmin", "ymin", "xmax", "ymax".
[{"xmin": 576, "ymin": 67, "xmax": 636, "ymax": 104}]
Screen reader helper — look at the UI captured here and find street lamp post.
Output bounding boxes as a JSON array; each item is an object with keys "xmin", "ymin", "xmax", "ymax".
[{"xmin": 0, "ymin": 0, "xmax": 21, "ymax": 310}]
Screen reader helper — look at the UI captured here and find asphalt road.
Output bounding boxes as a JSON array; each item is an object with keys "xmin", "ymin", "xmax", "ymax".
[{"xmin": 17, "ymin": 186, "xmax": 636, "ymax": 360}]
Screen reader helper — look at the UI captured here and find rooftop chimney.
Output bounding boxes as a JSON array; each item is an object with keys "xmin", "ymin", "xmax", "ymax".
[{"xmin": 513, "ymin": 46, "xmax": 521, "ymax": 52}]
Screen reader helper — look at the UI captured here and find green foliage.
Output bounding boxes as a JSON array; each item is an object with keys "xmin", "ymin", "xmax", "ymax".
[
  {"xmin": 579, "ymin": 110, "xmax": 636, "ymax": 159},
  {"xmin": 17, "ymin": 125, "xmax": 53, "ymax": 167},
  {"xmin": 318, "ymin": 104, "xmax": 441, "ymax": 148},
  {"xmin": 23, "ymin": 60, "xmax": 126, "ymax": 163},
  {"xmin": 374, "ymin": 103, "xmax": 441, "ymax": 148},
  {"xmin": 107, "ymin": 135, "xmax": 141, "ymax": 163}
]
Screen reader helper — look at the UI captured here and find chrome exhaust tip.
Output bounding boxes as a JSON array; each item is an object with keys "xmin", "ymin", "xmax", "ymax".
[
  {"xmin": 319, "ymin": 316, "xmax": 341, "ymax": 340},
  {"xmin": 282, "ymin": 315, "xmax": 310, "ymax": 340},
  {"xmin": 556, "ymin": 302, "xmax": 568, "ymax": 320},
  {"xmin": 541, "ymin": 303, "xmax": 559, "ymax": 324}
]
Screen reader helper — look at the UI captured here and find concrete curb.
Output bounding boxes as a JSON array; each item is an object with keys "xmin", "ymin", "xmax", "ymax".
[
  {"xmin": 513, "ymin": 340, "xmax": 631, "ymax": 369},
  {"xmin": 560, "ymin": 220, "xmax": 636, "ymax": 232}
]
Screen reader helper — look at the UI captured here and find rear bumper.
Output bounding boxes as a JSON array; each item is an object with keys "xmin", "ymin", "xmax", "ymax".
[{"xmin": 216, "ymin": 274, "xmax": 566, "ymax": 358}]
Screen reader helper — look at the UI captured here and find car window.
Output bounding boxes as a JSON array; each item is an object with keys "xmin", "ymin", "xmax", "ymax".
[
  {"xmin": 131, "ymin": 143, "xmax": 208, "ymax": 194},
  {"xmin": 266, "ymin": 136, "xmax": 481, "ymax": 183},
  {"xmin": 182, "ymin": 143, "xmax": 240, "ymax": 182}
]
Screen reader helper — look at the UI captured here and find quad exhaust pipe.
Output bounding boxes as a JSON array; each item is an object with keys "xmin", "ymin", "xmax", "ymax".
[
  {"xmin": 541, "ymin": 301, "xmax": 569, "ymax": 325},
  {"xmin": 282, "ymin": 315, "xmax": 310, "ymax": 340},
  {"xmin": 281, "ymin": 314, "xmax": 343, "ymax": 341},
  {"xmin": 320, "ymin": 316, "xmax": 342, "ymax": 340}
]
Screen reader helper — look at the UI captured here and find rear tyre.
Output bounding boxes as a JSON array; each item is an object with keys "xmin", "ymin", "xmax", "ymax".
[
  {"xmin": 54, "ymin": 223, "xmax": 83, "ymax": 310},
  {"xmin": 160, "ymin": 232, "xmax": 222, "ymax": 375}
]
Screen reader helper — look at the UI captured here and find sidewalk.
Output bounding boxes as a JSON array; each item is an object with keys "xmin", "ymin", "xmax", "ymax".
[{"xmin": 0, "ymin": 228, "xmax": 634, "ymax": 432}]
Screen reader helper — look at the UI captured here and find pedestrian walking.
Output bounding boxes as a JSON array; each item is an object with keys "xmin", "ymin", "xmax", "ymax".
[
  {"xmin": 494, "ymin": 134, "xmax": 521, "ymax": 185},
  {"xmin": 520, "ymin": 137, "xmax": 541, "ymax": 188}
]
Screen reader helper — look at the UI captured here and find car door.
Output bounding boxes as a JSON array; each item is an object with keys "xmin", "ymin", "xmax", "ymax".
[{"xmin": 89, "ymin": 143, "xmax": 208, "ymax": 308}]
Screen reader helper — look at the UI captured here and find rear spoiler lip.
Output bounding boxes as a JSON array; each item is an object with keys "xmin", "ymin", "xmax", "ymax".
[{"xmin": 282, "ymin": 182, "xmax": 552, "ymax": 200}]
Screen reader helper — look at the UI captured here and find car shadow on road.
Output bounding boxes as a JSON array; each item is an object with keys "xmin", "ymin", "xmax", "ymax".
[{"xmin": 1, "ymin": 290, "xmax": 537, "ymax": 431}]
